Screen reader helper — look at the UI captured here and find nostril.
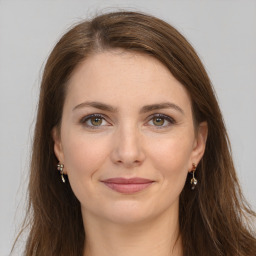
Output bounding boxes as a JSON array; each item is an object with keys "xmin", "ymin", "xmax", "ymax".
[
  {"xmin": 110, "ymin": 129, "xmax": 146, "ymax": 167},
  {"xmin": 114, "ymin": 157, "xmax": 144, "ymax": 168}
]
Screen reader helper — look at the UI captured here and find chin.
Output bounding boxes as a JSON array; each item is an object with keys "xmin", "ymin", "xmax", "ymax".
[
  {"xmin": 97, "ymin": 200, "xmax": 163, "ymax": 225},
  {"xmin": 107, "ymin": 211, "xmax": 154, "ymax": 225}
]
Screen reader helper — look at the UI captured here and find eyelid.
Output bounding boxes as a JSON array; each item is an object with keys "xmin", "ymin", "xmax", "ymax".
[
  {"xmin": 146, "ymin": 113, "xmax": 176, "ymax": 127},
  {"xmin": 80, "ymin": 113, "xmax": 111, "ymax": 128},
  {"xmin": 79, "ymin": 113, "xmax": 176, "ymax": 129}
]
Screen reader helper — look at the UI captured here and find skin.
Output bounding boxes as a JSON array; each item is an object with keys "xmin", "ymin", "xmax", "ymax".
[{"xmin": 53, "ymin": 50, "xmax": 208, "ymax": 256}]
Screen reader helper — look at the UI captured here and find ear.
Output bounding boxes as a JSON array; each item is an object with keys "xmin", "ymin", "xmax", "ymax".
[
  {"xmin": 190, "ymin": 121, "xmax": 208, "ymax": 168},
  {"xmin": 52, "ymin": 126, "xmax": 65, "ymax": 164}
]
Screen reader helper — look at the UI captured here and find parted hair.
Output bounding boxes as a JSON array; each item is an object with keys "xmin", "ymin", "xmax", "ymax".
[{"xmin": 13, "ymin": 11, "xmax": 256, "ymax": 256}]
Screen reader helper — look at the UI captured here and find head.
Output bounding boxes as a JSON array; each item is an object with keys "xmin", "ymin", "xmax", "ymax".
[
  {"xmin": 26, "ymin": 11, "xmax": 251, "ymax": 255},
  {"xmin": 52, "ymin": 49, "xmax": 208, "ymax": 228}
]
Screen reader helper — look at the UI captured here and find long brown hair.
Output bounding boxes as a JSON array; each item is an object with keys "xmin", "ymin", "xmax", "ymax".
[{"xmin": 13, "ymin": 11, "xmax": 256, "ymax": 256}]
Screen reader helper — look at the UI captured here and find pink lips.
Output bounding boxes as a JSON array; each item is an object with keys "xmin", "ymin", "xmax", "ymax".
[{"xmin": 101, "ymin": 177, "xmax": 154, "ymax": 194}]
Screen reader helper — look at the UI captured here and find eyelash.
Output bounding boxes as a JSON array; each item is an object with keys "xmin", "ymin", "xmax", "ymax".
[
  {"xmin": 147, "ymin": 114, "xmax": 176, "ymax": 128},
  {"xmin": 80, "ymin": 114, "xmax": 109, "ymax": 129},
  {"xmin": 80, "ymin": 113, "xmax": 176, "ymax": 129}
]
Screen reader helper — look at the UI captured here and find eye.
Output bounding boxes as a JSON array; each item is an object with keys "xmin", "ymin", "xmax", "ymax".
[
  {"xmin": 147, "ymin": 114, "xmax": 176, "ymax": 128},
  {"xmin": 80, "ymin": 114, "xmax": 109, "ymax": 128},
  {"xmin": 90, "ymin": 116, "xmax": 103, "ymax": 126},
  {"xmin": 152, "ymin": 116, "xmax": 165, "ymax": 126}
]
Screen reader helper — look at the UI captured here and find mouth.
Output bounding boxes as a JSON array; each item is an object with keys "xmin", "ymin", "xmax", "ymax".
[{"xmin": 101, "ymin": 177, "xmax": 155, "ymax": 194}]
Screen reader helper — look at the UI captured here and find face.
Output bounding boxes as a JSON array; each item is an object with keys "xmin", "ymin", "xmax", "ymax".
[{"xmin": 53, "ymin": 50, "xmax": 207, "ymax": 225}]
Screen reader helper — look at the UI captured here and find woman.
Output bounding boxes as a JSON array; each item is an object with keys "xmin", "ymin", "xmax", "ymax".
[{"xmin": 14, "ymin": 11, "xmax": 255, "ymax": 256}]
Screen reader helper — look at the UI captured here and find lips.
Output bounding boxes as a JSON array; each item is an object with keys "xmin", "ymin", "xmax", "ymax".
[{"xmin": 101, "ymin": 177, "xmax": 154, "ymax": 194}]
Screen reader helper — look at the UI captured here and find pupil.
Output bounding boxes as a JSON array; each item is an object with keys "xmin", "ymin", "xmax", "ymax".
[
  {"xmin": 91, "ymin": 117, "xmax": 102, "ymax": 126},
  {"xmin": 153, "ymin": 117, "xmax": 164, "ymax": 126}
]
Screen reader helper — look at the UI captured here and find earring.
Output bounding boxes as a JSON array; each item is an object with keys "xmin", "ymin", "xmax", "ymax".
[
  {"xmin": 57, "ymin": 163, "xmax": 65, "ymax": 183},
  {"xmin": 190, "ymin": 163, "xmax": 197, "ymax": 190}
]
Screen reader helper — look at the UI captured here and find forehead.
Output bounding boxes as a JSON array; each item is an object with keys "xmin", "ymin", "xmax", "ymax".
[{"xmin": 65, "ymin": 50, "xmax": 192, "ymax": 111}]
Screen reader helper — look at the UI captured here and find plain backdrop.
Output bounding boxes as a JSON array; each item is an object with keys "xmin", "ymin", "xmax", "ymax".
[{"xmin": 0, "ymin": 0, "xmax": 255, "ymax": 255}]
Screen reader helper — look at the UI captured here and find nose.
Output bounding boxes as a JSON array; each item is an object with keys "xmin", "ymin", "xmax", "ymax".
[{"xmin": 110, "ymin": 125, "xmax": 146, "ymax": 168}]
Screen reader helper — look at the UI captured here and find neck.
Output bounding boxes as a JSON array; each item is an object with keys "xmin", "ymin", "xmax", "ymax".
[{"xmin": 82, "ymin": 206, "xmax": 182, "ymax": 256}]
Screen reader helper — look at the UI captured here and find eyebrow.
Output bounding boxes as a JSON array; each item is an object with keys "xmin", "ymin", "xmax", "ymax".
[
  {"xmin": 73, "ymin": 101, "xmax": 184, "ymax": 115},
  {"xmin": 73, "ymin": 101, "xmax": 117, "ymax": 112},
  {"xmin": 140, "ymin": 102, "xmax": 184, "ymax": 115}
]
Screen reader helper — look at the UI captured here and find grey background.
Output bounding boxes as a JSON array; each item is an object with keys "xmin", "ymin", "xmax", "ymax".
[{"xmin": 0, "ymin": 0, "xmax": 255, "ymax": 255}]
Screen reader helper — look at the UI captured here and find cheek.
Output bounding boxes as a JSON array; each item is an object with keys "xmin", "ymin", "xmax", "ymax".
[
  {"xmin": 63, "ymin": 132, "xmax": 109, "ymax": 171},
  {"xmin": 61, "ymin": 132, "xmax": 110, "ymax": 197},
  {"xmin": 148, "ymin": 132, "xmax": 193, "ymax": 184},
  {"xmin": 144, "ymin": 134, "xmax": 193, "ymax": 211}
]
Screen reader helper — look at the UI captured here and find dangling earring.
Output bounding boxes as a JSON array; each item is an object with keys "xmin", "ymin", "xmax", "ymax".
[
  {"xmin": 190, "ymin": 163, "xmax": 197, "ymax": 190},
  {"xmin": 57, "ymin": 163, "xmax": 65, "ymax": 183}
]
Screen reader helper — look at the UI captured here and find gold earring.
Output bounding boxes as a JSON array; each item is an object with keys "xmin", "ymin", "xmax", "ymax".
[
  {"xmin": 190, "ymin": 163, "xmax": 197, "ymax": 190},
  {"xmin": 57, "ymin": 163, "xmax": 65, "ymax": 183}
]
